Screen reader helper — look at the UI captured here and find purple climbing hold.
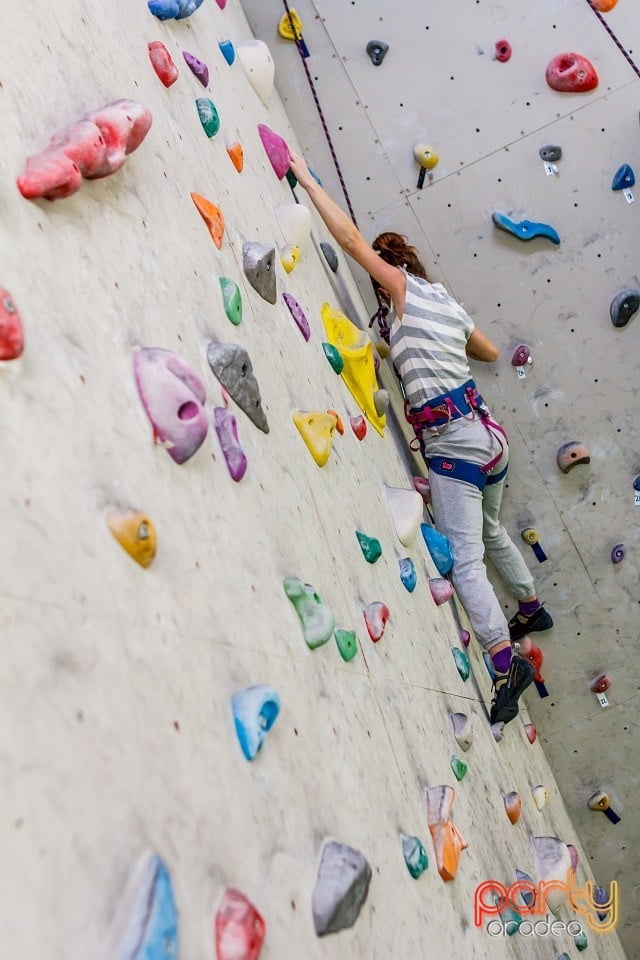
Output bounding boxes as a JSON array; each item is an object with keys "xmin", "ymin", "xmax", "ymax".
[
  {"xmin": 213, "ymin": 406, "xmax": 247, "ymax": 481},
  {"xmin": 282, "ymin": 292, "xmax": 311, "ymax": 341},
  {"xmin": 183, "ymin": 51, "xmax": 209, "ymax": 86},
  {"xmin": 133, "ymin": 347, "xmax": 208, "ymax": 464},
  {"xmin": 610, "ymin": 543, "xmax": 625, "ymax": 564},
  {"xmin": 511, "ymin": 344, "xmax": 531, "ymax": 366}
]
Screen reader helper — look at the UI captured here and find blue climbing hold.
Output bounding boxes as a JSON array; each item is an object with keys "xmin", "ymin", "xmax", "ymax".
[
  {"xmin": 116, "ymin": 853, "xmax": 178, "ymax": 959},
  {"xmin": 492, "ymin": 211, "xmax": 560, "ymax": 245},
  {"xmin": 232, "ymin": 685, "xmax": 281, "ymax": 761},
  {"xmin": 482, "ymin": 651, "xmax": 495, "ymax": 680},
  {"xmin": 612, "ymin": 163, "xmax": 635, "ymax": 191},
  {"xmin": 148, "ymin": 0, "xmax": 204, "ymax": 19},
  {"xmin": 514, "ymin": 868, "xmax": 535, "ymax": 907},
  {"xmin": 219, "ymin": 40, "xmax": 235, "ymax": 66},
  {"xmin": 399, "ymin": 557, "xmax": 417, "ymax": 592},
  {"xmin": 420, "ymin": 523, "xmax": 454, "ymax": 575}
]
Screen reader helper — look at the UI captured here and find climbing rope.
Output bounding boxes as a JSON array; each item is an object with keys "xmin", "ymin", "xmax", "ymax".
[
  {"xmin": 281, "ymin": 0, "xmax": 359, "ymax": 228},
  {"xmin": 584, "ymin": 0, "xmax": 640, "ymax": 80}
]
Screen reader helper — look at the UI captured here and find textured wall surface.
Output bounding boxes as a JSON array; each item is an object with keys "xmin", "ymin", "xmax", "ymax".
[
  {"xmin": 242, "ymin": 0, "xmax": 640, "ymax": 955},
  {"xmin": 0, "ymin": 0, "xmax": 631, "ymax": 958}
]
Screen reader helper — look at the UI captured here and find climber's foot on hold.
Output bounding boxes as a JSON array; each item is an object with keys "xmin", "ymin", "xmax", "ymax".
[
  {"xmin": 508, "ymin": 604, "xmax": 554, "ymax": 642},
  {"xmin": 490, "ymin": 655, "xmax": 536, "ymax": 726}
]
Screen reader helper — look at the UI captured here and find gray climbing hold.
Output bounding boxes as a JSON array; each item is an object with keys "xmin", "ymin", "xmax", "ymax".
[
  {"xmin": 311, "ymin": 841, "xmax": 372, "ymax": 937},
  {"xmin": 373, "ymin": 388, "xmax": 389, "ymax": 417},
  {"xmin": 242, "ymin": 241, "xmax": 277, "ymax": 304},
  {"xmin": 206, "ymin": 342, "xmax": 269, "ymax": 433},
  {"xmin": 450, "ymin": 712, "xmax": 473, "ymax": 751},
  {"xmin": 320, "ymin": 241, "xmax": 339, "ymax": 272},
  {"xmin": 610, "ymin": 289, "xmax": 640, "ymax": 328},
  {"xmin": 366, "ymin": 40, "xmax": 389, "ymax": 66},
  {"xmin": 539, "ymin": 144, "xmax": 562, "ymax": 162}
]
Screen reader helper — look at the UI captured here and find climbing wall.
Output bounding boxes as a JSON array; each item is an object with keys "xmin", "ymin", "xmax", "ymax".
[
  {"xmin": 0, "ymin": 0, "xmax": 630, "ymax": 958},
  {"xmin": 241, "ymin": 0, "xmax": 640, "ymax": 955}
]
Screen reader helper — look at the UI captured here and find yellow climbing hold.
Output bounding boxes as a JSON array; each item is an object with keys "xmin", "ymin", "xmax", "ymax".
[
  {"xmin": 279, "ymin": 244, "xmax": 301, "ymax": 273},
  {"xmin": 278, "ymin": 9, "xmax": 303, "ymax": 41},
  {"xmin": 293, "ymin": 410, "xmax": 338, "ymax": 466},
  {"xmin": 532, "ymin": 784, "xmax": 549, "ymax": 811},
  {"xmin": 321, "ymin": 303, "xmax": 386, "ymax": 436},
  {"xmin": 413, "ymin": 143, "xmax": 439, "ymax": 170},
  {"xmin": 106, "ymin": 509, "xmax": 157, "ymax": 568}
]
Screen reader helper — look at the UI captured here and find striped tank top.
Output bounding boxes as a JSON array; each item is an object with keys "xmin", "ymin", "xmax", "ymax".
[{"xmin": 389, "ymin": 272, "xmax": 475, "ymax": 408}]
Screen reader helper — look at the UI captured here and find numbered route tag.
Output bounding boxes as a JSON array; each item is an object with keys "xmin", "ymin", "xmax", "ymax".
[
  {"xmin": 624, "ymin": 188, "xmax": 635, "ymax": 204},
  {"xmin": 597, "ymin": 692, "xmax": 609, "ymax": 708}
]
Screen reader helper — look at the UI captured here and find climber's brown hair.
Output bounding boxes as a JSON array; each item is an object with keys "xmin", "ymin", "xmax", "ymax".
[{"xmin": 371, "ymin": 232, "xmax": 429, "ymax": 282}]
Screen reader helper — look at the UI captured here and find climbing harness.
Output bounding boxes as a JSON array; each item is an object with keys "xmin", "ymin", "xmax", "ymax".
[{"xmin": 402, "ymin": 379, "xmax": 509, "ymax": 491}]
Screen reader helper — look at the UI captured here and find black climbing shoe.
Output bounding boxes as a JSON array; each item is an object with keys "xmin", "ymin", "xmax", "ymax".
[
  {"xmin": 490, "ymin": 655, "xmax": 536, "ymax": 726},
  {"xmin": 508, "ymin": 605, "xmax": 553, "ymax": 642}
]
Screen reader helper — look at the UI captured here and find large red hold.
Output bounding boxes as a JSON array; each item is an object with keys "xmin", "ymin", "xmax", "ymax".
[
  {"xmin": 215, "ymin": 888, "xmax": 265, "ymax": 960},
  {"xmin": 545, "ymin": 52, "xmax": 598, "ymax": 93},
  {"xmin": 0, "ymin": 289, "xmax": 24, "ymax": 360}
]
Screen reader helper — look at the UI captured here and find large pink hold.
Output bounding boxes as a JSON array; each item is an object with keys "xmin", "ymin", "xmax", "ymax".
[
  {"xmin": 134, "ymin": 347, "xmax": 208, "ymax": 464},
  {"xmin": 545, "ymin": 53, "xmax": 598, "ymax": 93},
  {"xmin": 428, "ymin": 577, "xmax": 453, "ymax": 605},
  {"xmin": 215, "ymin": 888, "xmax": 265, "ymax": 960},
  {"xmin": 17, "ymin": 99, "xmax": 153, "ymax": 200},
  {"xmin": 257, "ymin": 124, "xmax": 291, "ymax": 179},
  {"xmin": 213, "ymin": 406, "xmax": 247, "ymax": 480},
  {"xmin": 364, "ymin": 601, "xmax": 390, "ymax": 642}
]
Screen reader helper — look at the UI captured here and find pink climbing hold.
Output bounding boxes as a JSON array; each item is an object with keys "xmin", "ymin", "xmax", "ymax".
[
  {"xmin": 567, "ymin": 844, "xmax": 579, "ymax": 873},
  {"xmin": 17, "ymin": 100, "xmax": 152, "ymax": 200},
  {"xmin": 524, "ymin": 723, "xmax": 537, "ymax": 744},
  {"xmin": 350, "ymin": 415, "xmax": 367, "ymax": 440},
  {"xmin": 214, "ymin": 888, "xmax": 265, "ymax": 960},
  {"xmin": 429, "ymin": 577, "xmax": 453, "ymax": 605},
  {"xmin": 183, "ymin": 51, "xmax": 209, "ymax": 86},
  {"xmin": 459, "ymin": 628, "xmax": 470, "ymax": 648},
  {"xmin": 257, "ymin": 124, "xmax": 291, "ymax": 180},
  {"xmin": 148, "ymin": 41, "xmax": 179, "ymax": 86},
  {"xmin": 495, "ymin": 39, "xmax": 512, "ymax": 62},
  {"xmin": 0, "ymin": 289, "xmax": 24, "ymax": 361},
  {"xmin": 215, "ymin": 0, "xmax": 227, "ymax": 6},
  {"xmin": 133, "ymin": 347, "xmax": 208, "ymax": 464},
  {"xmin": 545, "ymin": 53, "xmax": 598, "ymax": 93},
  {"xmin": 213, "ymin": 406, "xmax": 247, "ymax": 481},
  {"xmin": 364, "ymin": 601, "xmax": 390, "ymax": 642},
  {"xmin": 413, "ymin": 476, "xmax": 431, "ymax": 505}
]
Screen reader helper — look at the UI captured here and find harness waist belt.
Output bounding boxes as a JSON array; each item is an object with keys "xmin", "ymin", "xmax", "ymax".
[{"xmin": 404, "ymin": 379, "xmax": 484, "ymax": 427}]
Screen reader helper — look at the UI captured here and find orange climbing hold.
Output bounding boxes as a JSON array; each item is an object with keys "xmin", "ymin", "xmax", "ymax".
[
  {"xmin": 593, "ymin": 0, "xmax": 617, "ymax": 9},
  {"xmin": 503, "ymin": 791, "xmax": 522, "ymax": 825},
  {"xmin": 425, "ymin": 785, "xmax": 467, "ymax": 882},
  {"xmin": 327, "ymin": 409, "xmax": 344, "ymax": 434},
  {"xmin": 226, "ymin": 141, "xmax": 244, "ymax": 172},
  {"xmin": 191, "ymin": 192, "xmax": 224, "ymax": 248},
  {"xmin": 106, "ymin": 509, "xmax": 157, "ymax": 568}
]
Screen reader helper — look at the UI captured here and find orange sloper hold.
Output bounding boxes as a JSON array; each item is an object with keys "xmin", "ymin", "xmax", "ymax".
[
  {"xmin": 593, "ymin": 0, "xmax": 617, "ymax": 9},
  {"xmin": 425, "ymin": 785, "xmax": 468, "ymax": 882},
  {"xmin": 190, "ymin": 192, "xmax": 225, "ymax": 248},
  {"xmin": 226, "ymin": 142, "xmax": 244, "ymax": 172}
]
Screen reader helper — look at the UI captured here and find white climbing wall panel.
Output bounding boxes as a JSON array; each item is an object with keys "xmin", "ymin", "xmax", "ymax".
[
  {"xmin": 0, "ymin": 1, "xmax": 630, "ymax": 959},
  {"xmin": 242, "ymin": 0, "xmax": 640, "ymax": 955}
]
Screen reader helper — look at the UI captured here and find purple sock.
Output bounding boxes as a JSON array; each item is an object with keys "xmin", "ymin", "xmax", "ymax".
[
  {"xmin": 491, "ymin": 647, "xmax": 513, "ymax": 675},
  {"xmin": 519, "ymin": 598, "xmax": 541, "ymax": 617}
]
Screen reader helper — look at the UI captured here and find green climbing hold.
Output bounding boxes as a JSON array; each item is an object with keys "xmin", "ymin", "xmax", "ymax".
[
  {"xmin": 452, "ymin": 647, "xmax": 470, "ymax": 681},
  {"xmin": 322, "ymin": 342, "xmax": 344, "ymax": 374},
  {"xmin": 402, "ymin": 835, "xmax": 429, "ymax": 879},
  {"xmin": 220, "ymin": 277, "xmax": 242, "ymax": 325},
  {"xmin": 574, "ymin": 930, "xmax": 589, "ymax": 951},
  {"xmin": 450, "ymin": 756, "xmax": 468, "ymax": 781},
  {"xmin": 283, "ymin": 577, "xmax": 335, "ymax": 649},
  {"xmin": 355, "ymin": 531, "xmax": 382, "ymax": 563},
  {"xmin": 196, "ymin": 97, "xmax": 220, "ymax": 137},
  {"xmin": 335, "ymin": 629, "xmax": 358, "ymax": 662}
]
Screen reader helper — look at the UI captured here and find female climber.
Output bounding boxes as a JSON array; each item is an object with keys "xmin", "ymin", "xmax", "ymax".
[{"xmin": 288, "ymin": 151, "xmax": 553, "ymax": 727}]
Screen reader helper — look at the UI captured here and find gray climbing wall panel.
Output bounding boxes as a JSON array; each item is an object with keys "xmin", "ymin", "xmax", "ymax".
[
  {"xmin": 242, "ymin": 0, "xmax": 640, "ymax": 954},
  {"xmin": 0, "ymin": 0, "xmax": 632, "ymax": 957}
]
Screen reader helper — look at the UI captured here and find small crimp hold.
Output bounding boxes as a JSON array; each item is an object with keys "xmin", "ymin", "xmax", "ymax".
[
  {"xmin": 281, "ymin": 292, "xmax": 310, "ymax": 340},
  {"xmin": 539, "ymin": 144, "xmax": 562, "ymax": 162},
  {"xmin": 183, "ymin": 51, "xmax": 209, "ymax": 86},
  {"xmin": 220, "ymin": 277, "xmax": 242, "ymax": 326},
  {"xmin": 524, "ymin": 723, "xmax": 537, "ymax": 744},
  {"xmin": 350, "ymin": 415, "xmax": 367, "ymax": 440},
  {"xmin": 0, "ymin": 289, "xmax": 24, "ymax": 360},
  {"xmin": 610, "ymin": 289, "xmax": 640, "ymax": 328},
  {"xmin": 556, "ymin": 440, "xmax": 590, "ymax": 473},
  {"xmin": 232, "ymin": 685, "xmax": 280, "ymax": 760},
  {"xmin": 494, "ymin": 39, "xmax": 512, "ymax": 62},
  {"xmin": 452, "ymin": 647, "xmax": 470, "ymax": 681},
  {"xmin": 450, "ymin": 756, "xmax": 468, "ymax": 781},
  {"xmin": 320, "ymin": 241, "xmax": 339, "ymax": 272},
  {"xmin": 366, "ymin": 41, "xmax": 389, "ymax": 66},
  {"xmin": 191, "ymin": 192, "xmax": 224, "ymax": 247},
  {"xmin": 213, "ymin": 406, "xmax": 247, "ymax": 481},
  {"xmin": 363, "ymin": 601, "xmax": 389, "ymax": 642},
  {"xmin": 283, "ymin": 577, "xmax": 335, "ymax": 649},
  {"xmin": 610, "ymin": 543, "xmax": 625, "ymax": 564},
  {"xmin": 226, "ymin": 141, "xmax": 244, "ymax": 172},
  {"xmin": 532, "ymin": 785, "xmax": 548, "ymax": 810},
  {"xmin": 590, "ymin": 674, "xmax": 611, "ymax": 694},
  {"xmin": 492, "ymin": 211, "xmax": 560, "ymax": 244},
  {"xmin": 413, "ymin": 475, "xmax": 431, "ymax": 504},
  {"xmin": 106, "ymin": 509, "xmax": 157, "ymax": 568},
  {"xmin": 459, "ymin": 629, "xmax": 470, "ymax": 648},
  {"xmin": 511, "ymin": 344, "xmax": 531, "ymax": 366},
  {"xmin": 399, "ymin": 557, "xmax": 417, "ymax": 592},
  {"xmin": 611, "ymin": 163, "xmax": 635, "ymax": 191}
]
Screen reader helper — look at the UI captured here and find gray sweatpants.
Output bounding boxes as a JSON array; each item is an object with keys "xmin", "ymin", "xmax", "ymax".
[{"xmin": 421, "ymin": 414, "xmax": 536, "ymax": 652}]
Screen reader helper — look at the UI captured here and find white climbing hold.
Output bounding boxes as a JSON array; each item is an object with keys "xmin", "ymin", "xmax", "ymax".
[
  {"xmin": 275, "ymin": 202, "xmax": 311, "ymax": 250},
  {"xmin": 384, "ymin": 486, "xmax": 424, "ymax": 547},
  {"xmin": 450, "ymin": 712, "xmax": 473, "ymax": 751},
  {"xmin": 531, "ymin": 837, "xmax": 573, "ymax": 916},
  {"xmin": 236, "ymin": 39, "xmax": 275, "ymax": 106}
]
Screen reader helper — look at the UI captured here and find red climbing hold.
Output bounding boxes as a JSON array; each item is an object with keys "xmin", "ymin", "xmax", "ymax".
[
  {"xmin": 524, "ymin": 722, "xmax": 537, "ymax": 744},
  {"xmin": 590, "ymin": 674, "xmax": 611, "ymax": 694},
  {"xmin": 495, "ymin": 39, "xmax": 512, "ymax": 63},
  {"xmin": 215, "ymin": 888, "xmax": 265, "ymax": 960},
  {"xmin": 364, "ymin": 601, "xmax": 390, "ymax": 642},
  {"xmin": 0, "ymin": 289, "xmax": 24, "ymax": 360},
  {"xmin": 413, "ymin": 475, "xmax": 431, "ymax": 505},
  {"xmin": 350, "ymin": 415, "xmax": 367, "ymax": 440},
  {"xmin": 148, "ymin": 41, "xmax": 179, "ymax": 87},
  {"xmin": 545, "ymin": 53, "xmax": 598, "ymax": 93}
]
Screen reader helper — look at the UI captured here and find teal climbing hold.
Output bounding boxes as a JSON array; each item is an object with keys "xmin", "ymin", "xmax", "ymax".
[
  {"xmin": 402, "ymin": 835, "xmax": 429, "ymax": 879},
  {"xmin": 574, "ymin": 930, "xmax": 589, "ymax": 951},
  {"xmin": 482, "ymin": 651, "xmax": 495, "ymax": 680},
  {"xmin": 219, "ymin": 277, "xmax": 242, "ymax": 325},
  {"xmin": 420, "ymin": 523, "xmax": 454, "ymax": 575},
  {"xmin": 284, "ymin": 578, "xmax": 335, "ymax": 649},
  {"xmin": 492, "ymin": 211, "xmax": 560, "ymax": 245},
  {"xmin": 399, "ymin": 557, "xmax": 417, "ymax": 592},
  {"xmin": 452, "ymin": 647, "xmax": 470, "ymax": 681},
  {"xmin": 450, "ymin": 755, "xmax": 468, "ymax": 781},
  {"xmin": 356, "ymin": 531, "xmax": 382, "ymax": 563},
  {"xmin": 335, "ymin": 629, "xmax": 358, "ymax": 662},
  {"xmin": 612, "ymin": 163, "xmax": 635, "ymax": 191},
  {"xmin": 196, "ymin": 98, "xmax": 220, "ymax": 137},
  {"xmin": 322, "ymin": 342, "xmax": 344, "ymax": 374}
]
